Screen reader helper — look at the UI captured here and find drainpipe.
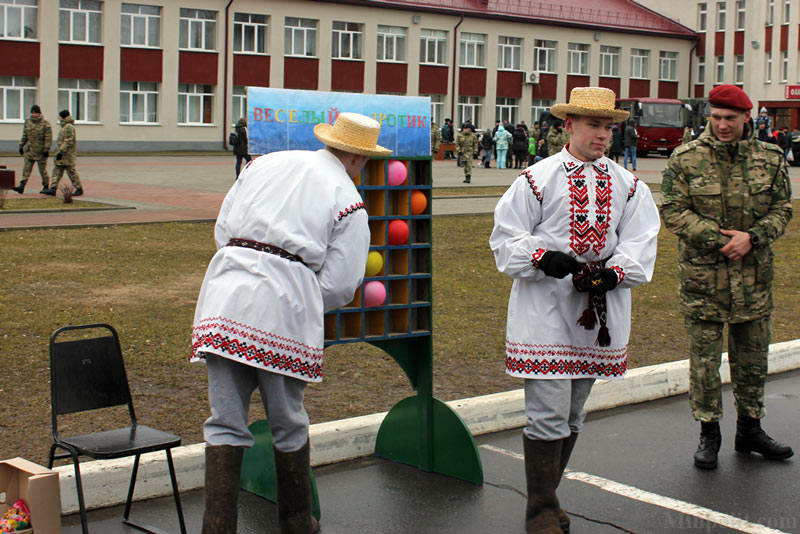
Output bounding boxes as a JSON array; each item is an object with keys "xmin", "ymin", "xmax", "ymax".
[
  {"xmin": 449, "ymin": 13, "xmax": 464, "ymax": 124},
  {"xmin": 687, "ymin": 39, "xmax": 698, "ymax": 98},
  {"xmin": 223, "ymin": 0, "xmax": 234, "ymax": 150}
]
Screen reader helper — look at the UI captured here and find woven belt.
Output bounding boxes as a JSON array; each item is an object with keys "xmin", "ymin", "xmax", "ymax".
[{"xmin": 227, "ymin": 238, "xmax": 308, "ymax": 267}]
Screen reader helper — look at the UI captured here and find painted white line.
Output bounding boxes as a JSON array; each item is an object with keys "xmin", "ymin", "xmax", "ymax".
[{"xmin": 480, "ymin": 444, "xmax": 790, "ymax": 534}]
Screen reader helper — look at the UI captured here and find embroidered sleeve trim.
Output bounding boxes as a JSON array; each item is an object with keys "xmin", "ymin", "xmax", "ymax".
[
  {"xmin": 627, "ymin": 176, "xmax": 639, "ymax": 201},
  {"xmin": 337, "ymin": 202, "xmax": 365, "ymax": 222},
  {"xmin": 523, "ymin": 170, "xmax": 543, "ymax": 202},
  {"xmin": 610, "ymin": 265, "xmax": 625, "ymax": 284},
  {"xmin": 531, "ymin": 248, "xmax": 547, "ymax": 268}
]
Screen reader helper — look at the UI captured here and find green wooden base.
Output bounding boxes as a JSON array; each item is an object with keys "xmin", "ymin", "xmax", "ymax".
[
  {"xmin": 374, "ymin": 395, "xmax": 484, "ymax": 485},
  {"xmin": 239, "ymin": 419, "xmax": 321, "ymax": 520}
]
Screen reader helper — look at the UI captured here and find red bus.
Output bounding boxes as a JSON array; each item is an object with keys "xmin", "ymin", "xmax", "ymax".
[{"xmin": 615, "ymin": 98, "xmax": 686, "ymax": 156}]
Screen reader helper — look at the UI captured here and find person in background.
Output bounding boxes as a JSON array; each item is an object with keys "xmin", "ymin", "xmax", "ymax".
[
  {"xmin": 623, "ymin": 120, "xmax": 638, "ymax": 171},
  {"xmin": 44, "ymin": 109, "xmax": 83, "ymax": 197},
  {"xmin": 232, "ymin": 117, "xmax": 251, "ymax": 179},
  {"xmin": 13, "ymin": 104, "xmax": 52, "ymax": 195},
  {"xmin": 609, "ymin": 124, "xmax": 623, "ymax": 163},
  {"xmin": 480, "ymin": 128, "xmax": 494, "ymax": 168},
  {"xmin": 493, "ymin": 123, "xmax": 513, "ymax": 170},
  {"xmin": 456, "ymin": 123, "xmax": 479, "ymax": 183},
  {"xmin": 527, "ymin": 133, "xmax": 537, "ymax": 166},
  {"xmin": 431, "ymin": 121, "xmax": 442, "ymax": 157},
  {"xmin": 441, "ymin": 118, "xmax": 455, "ymax": 160},
  {"xmin": 512, "ymin": 124, "xmax": 528, "ymax": 169}
]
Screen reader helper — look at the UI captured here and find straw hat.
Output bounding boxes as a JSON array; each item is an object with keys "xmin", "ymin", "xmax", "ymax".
[
  {"xmin": 314, "ymin": 112, "xmax": 392, "ymax": 156},
  {"xmin": 550, "ymin": 87, "xmax": 629, "ymax": 122}
]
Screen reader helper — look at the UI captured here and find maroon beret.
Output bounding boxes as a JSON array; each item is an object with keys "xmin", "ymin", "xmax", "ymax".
[{"xmin": 708, "ymin": 84, "xmax": 753, "ymax": 111}]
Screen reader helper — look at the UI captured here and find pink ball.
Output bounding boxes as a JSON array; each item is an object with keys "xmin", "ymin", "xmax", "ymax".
[
  {"xmin": 387, "ymin": 220, "xmax": 409, "ymax": 245},
  {"xmin": 364, "ymin": 281, "xmax": 386, "ymax": 307},
  {"xmin": 387, "ymin": 160, "xmax": 408, "ymax": 186}
]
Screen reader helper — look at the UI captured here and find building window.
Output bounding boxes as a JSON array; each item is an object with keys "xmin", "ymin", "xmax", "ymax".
[
  {"xmin": 58, "ymin": 78, "xmax": 100, "ymax": 122},
  {"xmin": 496, "ymin": 97, "xmax": 518, "ymax": 125},
  {"xmin": 332, "ymin": 21, "xmax": 362, "ymax": 60},
  {"xmin": 567, "ymin": 43, "xmax": 589, "ymax": 75},
  {"xmin": 121, "ymin": 4, "xmax": 160, "ymax": 48},
  {"xmin": 599, "ymin": 45, "xmax": 620, "ymax": 77},
  {"xmin": 457, "ymin": 95, "xmax": 481, "ymax": 129},
  {"xmin": 498, "ymin": 36, "xmax": 522, "ymax": 71},
  {"xmin": 232, "ymin": 85, "xmax": 246, "ymax": 126},
  {"xmin": 781, "ymin": 50, "xmax": 788, "ymax": 81},
  {"xmin": 1, "ymin": 0, "xmax": 37, "ymax": 40},
  {"xmin": 716, "ymin": 2, "xmax": 726, "ymax": 30},
  {"xmin": 178, "ymin": 83, "xmax": 213, "ymax": 125},
  {"xmin": 716, "ymin": 55, "xmax": 725, "ymax": 83},
  {"xmin": 698, "ymin": 3, "xmax": 707, "ymax": 31},
  {"xmin": 631, "ymin": 49, "xmax": 649, "ymax": 79},
  {"xmin": 420, "ymin": 29, "xmax": 447, "ymax": 65},
  {"xmin": 59, "ymin": 0, "xmax": 102, "ymax": 44},
  {"xmin": 459, "ymin": 32, "xmax": 486, "ymax": 67},
  {"xmin": 531, "ymin": 98, "xmax": 553, "ymax": 125},
  {"xmin": 659, "ymin": 51, "xmax": 678, "ymax": 81},
  {"xmin": 766, "ymin": 0, "xmax": 774, "ymax": 25},
  {"xmin": 285, "ymin": 17, "xmax": 317, "ymax": 57},
  {"xmin": 735, "ymin": 54, "xmax": 744, "ymax": 83},
  {"xmin": 179, "ymin": 8, "xmax": 216, "ymax": 51},
  {"xmin": 377, "ymin": 25, "xmax": 406, "ymax": 62},
  {"xmin": 427, "ymin": 94, "xmax": 444, "ymax": 126},
  {"xmin": 735, "ymin": 0, "xmax": 746, "ymax": 30},
  {"xmin": 697, "ymin": 56, "xmax": 706, "ymax": 83},
  {"xmin": 233, "ymin": 13, "xmax": 267, "ymax": 54},
  {"xmin": 119, "ymin": 81, "xmax": 157, "ymax": 123},
  {"xmin": 765, "ymin": 51, "xmax": 772, "ymax": 82},
  {"xmin": 0, "ymin": 76, "xmax": 36, "ymax": 122},
  {"xmin": 782, "ymin": 0, "xmax": 790, "ymax": 24},
  {"xmin": 534, "ymin": 40, "xmax": 556, "ymax": 73}
]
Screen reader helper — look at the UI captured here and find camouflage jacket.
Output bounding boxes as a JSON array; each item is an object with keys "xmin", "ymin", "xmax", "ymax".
[
  {"xmin": 660, "ymin": 123, "xmax": 793, "ymax": 322},
  {"xmin": 55, "ymin": 115, "xmax": 77, "ymax": 166},
  {"xmin": 546, "ymin": 128, "xmax": 566, "ymax": 156},
  {"xmin": 431, "ymin": 122, "xmax": 442, "ymax": 153},
  {"xmin": 456, "ymin": 131, "xmax": 478, "ymax": 157},
  {"xmin": 19, "ymin": 115, "xmax": 53, "ymax": 159}
]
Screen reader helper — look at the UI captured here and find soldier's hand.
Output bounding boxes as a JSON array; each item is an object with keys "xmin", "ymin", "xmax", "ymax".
[
  {"xmin": 719, "ymin": 229, "xmax": 752, "ymax": 261},
  {"xmin": 43, "ymin": 151, "xmax": 49, "ymax": 158},
  {"xmin": 536, "ymin": 251, "xmax": 583, "ymax": 278},
  {"xmin": 55, "ymin": 152, "xmax": 62, "ymax": 161},
  {"xmin": 18, "ymin": 147, "xmax": 24, "ymax": 155}
]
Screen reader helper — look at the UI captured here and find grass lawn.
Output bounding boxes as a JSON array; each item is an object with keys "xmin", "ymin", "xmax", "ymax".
[
  {"xmin": 1, "ymin": 205, "xmax": 798, "ymax": 463},
  {"xmin": 0, "ymin": 197, "xmax": 115, "ymax": 211}
]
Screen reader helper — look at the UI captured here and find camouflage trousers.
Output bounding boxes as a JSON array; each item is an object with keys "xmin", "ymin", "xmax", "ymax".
[
  {"xmin": 50, "ymin": 165, "xmax": 82, "ymax": 190},
  {"xmin": 21, "ymin": 157, "xmax": 49, "ymax": 186},
  {"xmin": 686, "ymin": 316, "xmax": 770, "ymax": 422},
  {"xmin": 462, "ymin": 155, "xmax": 473, "ymax": 176}
]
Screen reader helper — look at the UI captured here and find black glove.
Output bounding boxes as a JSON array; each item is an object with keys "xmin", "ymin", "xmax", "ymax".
[
  {"xmin": 56, "ymin": 152, "xmax": 62, "ymax": 161},
  {"xmin": 536, "ymin": 251, "xmax": 582, "ymax": 278},
  {"xmin": 574, "ymin": 268, "xmax": 618, "ymax": 294},
  {"xmin": 43, "ymin": 151, "xmax": 49, "ymax": 158},
  {"xmin": 19, "ymin": 147, "xmax": 24, "ymax": 155}
]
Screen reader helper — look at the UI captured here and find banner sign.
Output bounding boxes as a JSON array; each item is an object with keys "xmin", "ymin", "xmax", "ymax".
[
  {"xmin": 785, "ymin": 85, "xmax": 800, "ymax": 99},
  {"xmin": 247, "ymin": 87, "xmax": 431, "ymax": 157}
]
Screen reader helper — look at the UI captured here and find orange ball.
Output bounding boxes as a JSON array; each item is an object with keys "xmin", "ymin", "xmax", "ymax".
[{"xmin": 411, "ymin": 190, "xmax": 427, "ymax": 215}]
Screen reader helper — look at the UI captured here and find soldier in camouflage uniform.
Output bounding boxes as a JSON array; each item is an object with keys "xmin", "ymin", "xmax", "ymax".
[
  {"xmin": 546, "ymin": 121, "xmax": 567, "ymax": 156},
  {"xmin": 430, "ymin": 121, "xmax": 442, "ymax": 156},
  {"xmin": 12, "ymin": 105, "xmax": 52, "ymax": 194},
  {"xmin": 660, "ymin": 84, "xmax": 793, "ymax": 470},
  {"xmin": 45, "ymin": 110, "xmax": 83, "ymax": 196},
  {"xmin": 456, "ymin": 123, "xmax": 478, "ymax": 183}
]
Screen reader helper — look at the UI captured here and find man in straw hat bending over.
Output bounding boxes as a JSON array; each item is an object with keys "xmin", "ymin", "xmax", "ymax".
[
  {"xmin": 490, "ymin": 87, "xmax": 660, "ymax": 533},
  {"xmin": 192, "ymin": 112, "xmax": 391, "ymax": 533}
]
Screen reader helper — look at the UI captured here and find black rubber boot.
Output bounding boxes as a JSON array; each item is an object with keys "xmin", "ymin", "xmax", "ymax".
[
  {"xmin": 523, "ymin": 435, "xmax": 564, "ymax": 534},
  {"xmin": 201, "ymin": 444, "xmax": 244, "ymax": 534},
  {"xmin": 735, "ymin": 415, "xmax": 794, "ymax": 460},
  {"xmin": 694, "ymin": 421, "xmax": 721, "ymax": 469},
  {"xmin": 555, "ymin": 433, "xmax": 578, "ymax": 533},
  {"xmin": 73, "ymin": 188, "xmax": 84, "ymax": 196},
  {"xmin": 42, "ymin": 187, "xmax": 56, "ymax": 196},
  {"xmin": 463, "ymin": 175, "xmax": 471, "ymax": 183},
  {"xmin": 274, "ymin": 440, "xmax": 320, "ymax": 534},
  {"xmin": 11, "ymin": 181, "xmax": 25, "ymax": 194}
]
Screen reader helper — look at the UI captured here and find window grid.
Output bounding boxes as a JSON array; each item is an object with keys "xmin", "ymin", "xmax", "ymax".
[
  {"xmin": 659, "ymin": 51, "xmax": 678, "ymax": 81},
  {"xmin": 765, "ymin": 51, "xmax": 772, "ymax": 82},
  {"xmin": 717, "ymin": 1, "xmax": 726, "ymax": 30},
  {"xmin": 781, "ymin": 50, "xmax": 788, "ymax": 81},
  {"xmin": 121, "ymin": 4, "xmax": 160, "ymax": 47},
  {"xmin": 232, "ymin": 85, "xmax": 246, "ymax": 126},
  {"xmin": 716, "ymin": 55, "xmax": 725, "ymax": 84},
  {"xmin": 766, "ymin": 0, "xmax": 774, "ymax": 25},
  {"xmin": 531, "ymin": 99, "xmax": 553, "ymax": 125},
  {"xmin": 178, "ymin": 83, "xmax": 214, "ymax": 125},
  {"xmin": 58, "ymin": 78, "xmax": 100, "ymax": 122},
  {"xmin": 59, "ymin": 0, "xmax": 102, "ymax": 44},
  {"xmin": 782, "ymin": 0, "xmax": 790, "ymax": 24},
  {"xmin": 120, "ymin": 81, "xmax": 158, "ymax": 123},
  {"xmin": 698, "ymin": 56, "xmax": 706, "ymax": 84},
  {"xmin": 567, "ymin": 43, "xmax": 589, "ymax": 75},
  {"xmin": 0, "ymin": 75, "xmax": 36, "ymax": 122},
  {"xmin": 457, "ymin": 95, "xmax": 481, "ymax": 129},
  {"xmin": 599, "ymin": 45, "xmax": 620, "ymax": 77},
  {"xmin": 736, "ymin": 1, "xmax": 746, "ymax": 30},
  {"xmin": 420, "ymin": 29, "xmax": 447, "ymax": 65},
  {"xmin": 427, "ymin": 94, "xmax": 444, "ymax": 126},
  {"xmin": 735, "ymin": 55, "xmax": 744, "ymax": 83},
  {"xmin": 698, "ymin": 3, "xmax": 707, "ymax": 31},
  {"xmin": 285, "ymin": 17, "xmax": 317, "ymax": 57},
  {"xmin": 179, "ymin": 9, "xmax": 216, "ymax": 51},
  {"xmin": 332, "ymin": 21, "xmax": 362, "ymax": 60},
  {"xmin": 498, "ymin": 36, "xmax": 522, "ymax": 71},
  {"xmin": 377, "ymin": 25, "xmax": 406, "ymax": 62},
  {"xmin": 1, "ymin": 0, "xmax": 37, "ymax": 40},
  {"xmin": 496, "ymin": 97, "xmax": 518, "ymax": 125},
  {"xmin": 459, "ymin": 32, "xmax": 486, "ymax": 67},
  {"xmin": 233, "ymin": 13, "xmax": 267, "ymax": 54},
  {"xmin": 631, "ymin": 49, "xmax": 649, "ymax": 79},
  {"xmin": 534, "ymin": 40, "xmax": 556, "ymax": 72}
]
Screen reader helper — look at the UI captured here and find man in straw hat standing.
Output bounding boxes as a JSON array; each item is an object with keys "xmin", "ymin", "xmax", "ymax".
[
  {"xmin": 192, "ymin": 112, "xmax": 391, "ymax": 533},
  {"xmin": 490, "ymin": 87, "xmax": 660, "ymax": 533}
]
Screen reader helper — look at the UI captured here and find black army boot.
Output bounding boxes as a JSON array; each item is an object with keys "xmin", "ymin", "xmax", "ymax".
[
  {"xmin": 11, "ymin": 181, "xmax": 25, "ymax": 194},
  {"xmin": 523, "ymin": 435, "xmax": 563, "ymax": 534},
  {"xmin": 555, "ymin": 433, "xmax": 578, "ymax": 533},
  {"xmin": 735, "ymin": 415, "xmax": 794, "ymax": 460},
  {"xmin": 42, "ymin": 187, "xmax": 56, "ymax": 196},
  {"xmin": 201, "ymin": 444, "xmax": 244, "ymax": 534},
  {"xmin": 463, "ymin": 175, "xmax": 471, "ymax": 184},
  {"xmin": 274, "ymin": 440, "xmax": 320, "ymax": 534},
  {"xmin": 694, "ymin": 421, "xmax": 721, "ymax": 469},
  {"xmin": 73, "ymin": 187, "xmax": 84, "ymax": 196}
]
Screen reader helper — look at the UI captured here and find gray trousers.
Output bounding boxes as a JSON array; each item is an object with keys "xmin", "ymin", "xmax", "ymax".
[
  {"xmin": 203, "ymin": 353, "xmax": 310, "ymax": 452},
  {"xmin": 523, "ymin": 378, "xmax": 596, "ymax": 441}
]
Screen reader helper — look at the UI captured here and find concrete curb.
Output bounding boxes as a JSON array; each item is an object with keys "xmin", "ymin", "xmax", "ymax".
[{"xmin": 55, "ymin": 339, "xmax": 800, "ymax": 514}]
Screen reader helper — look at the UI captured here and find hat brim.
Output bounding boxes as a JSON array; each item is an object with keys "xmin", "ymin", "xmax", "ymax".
[
  {"xmin": 550, "ymin": 103, "xmax": 629, "ymax": 122},
  {"xmin": 314, "ymin": 123, "xmax": 392, "ymax": 156}
]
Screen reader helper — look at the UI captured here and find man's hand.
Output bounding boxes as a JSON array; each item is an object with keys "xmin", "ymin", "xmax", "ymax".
[
  {"xmin": 719, "ymin": 229, "xmax": 752, "ymax": 260},
  {"xmin": 537, "ymin": 251, "xmax": 582, "ymax": 278},
  {"xmin": 18, "ymin": 147, "xmax": 24, "ymax": 155},
  {"xmin": 574, "ymin": 268, "xmax": 618, "ymax": 294},
  {"xmin": 55, "ymin": 152, "xmax": 62, "ymax": 161}
]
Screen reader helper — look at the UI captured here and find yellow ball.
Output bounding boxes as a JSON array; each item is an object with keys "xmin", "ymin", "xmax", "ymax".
[{"xmin": 365, "ymin": 251, "xmax": 383, "ymax": 277}]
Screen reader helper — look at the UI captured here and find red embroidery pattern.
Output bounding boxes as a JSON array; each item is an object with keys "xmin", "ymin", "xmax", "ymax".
[
  {"xmin": 610, "ymin": 265, "xmax": 625, "ymax": 283},
  {"xmin": 338, "ymin": 202, "xmax": 365, "ymax": 221},
  {"xmin": 505, "ymin": 341, "xmax": 627, "ymax": 378},
  {"xmin": 531, "ymin": 248, "xmax": 546, "ymax": 268},
  {"xmin": 523, "ymin": 170, "xmax": 543, "ymax": 202},
  {"xmin": 627, "ymin": 176, "xmax": 639, "ymax": 200},
  {"xmin": 568, "ymin": 166, "xmax": 612, "ymax": 256}
]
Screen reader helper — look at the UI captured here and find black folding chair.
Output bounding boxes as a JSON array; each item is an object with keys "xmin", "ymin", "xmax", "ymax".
[{"xmin": 47, "ymin": 324, "xmax": 186, "ymax": 534}]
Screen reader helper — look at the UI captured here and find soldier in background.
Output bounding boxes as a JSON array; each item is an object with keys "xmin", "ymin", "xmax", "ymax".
[
  {"xmin": 430, "ymin": 121, "xmax": 442, "ymax": 157},
  {"xmin": 546, "ymin": 120, "xmax": 566, "ymax": 157},
  {"xmin": 660, "ymin": 84, "xmax": 793, "ymax": 470},
  {"xmin": 456, "ymin": 123, "xmax": 478, "ymax": 183},
  {"xmin": 12, "ymin": 105, "xmax": 52, "ymax": 194},
  {"xmin": 682, "ymin": 126, "xmax": 693, "ymax": 145},
  {"xmin": 44, "ymin": 109, "xmax": 83, "ymax": 196}
]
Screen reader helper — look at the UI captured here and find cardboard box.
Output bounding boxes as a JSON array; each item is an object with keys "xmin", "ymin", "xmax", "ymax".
[{"xmin": 0, "ymin": 458, "xmax": 61, "ymax": 534}]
